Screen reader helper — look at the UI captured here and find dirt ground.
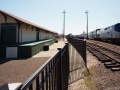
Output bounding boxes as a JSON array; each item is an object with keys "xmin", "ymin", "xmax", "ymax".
[{"xmin": 68, "ymin": 50, "xmax": 120, "ymax": 90}]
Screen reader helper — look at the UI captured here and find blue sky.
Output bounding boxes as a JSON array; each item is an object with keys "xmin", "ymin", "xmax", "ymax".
[{"xmin": 0, "ymin": 0, "xmax": 120, "ymax": 35}]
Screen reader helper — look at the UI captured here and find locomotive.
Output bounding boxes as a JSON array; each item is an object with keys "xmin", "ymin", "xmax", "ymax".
[
  {"xmin": 67, "ymin": 33, "xmax": 73, "ymax": 37},
  {"xmin": 82, "ymin": 23, "xmax": 120, "ymax": 43}
]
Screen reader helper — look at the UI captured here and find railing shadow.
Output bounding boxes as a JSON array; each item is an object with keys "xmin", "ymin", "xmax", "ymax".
[
  {"xmin": 67, "ymin": 37, "xmax": 86, "ymax": 66},
  {"xmin": 66, "ymin": 37, "xmax": 89, "ymax": 86}
]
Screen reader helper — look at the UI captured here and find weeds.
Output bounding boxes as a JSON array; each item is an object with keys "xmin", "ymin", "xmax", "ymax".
[
  {"xmin": 80, "ymin": 68, "xmax": 97, "ymax": 90},
  {"xmin": 82, "ymin": 68, "xmax": 94, "ymax": 76}
]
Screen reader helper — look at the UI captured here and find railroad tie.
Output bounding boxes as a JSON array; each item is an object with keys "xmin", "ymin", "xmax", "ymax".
[
  {"xmin": 105, "ymin": 64, "xmax": 120, "ymax": 68},
  {"xmin": 111, "ymin": 67, "xmax": 120, "ymax": 71}
]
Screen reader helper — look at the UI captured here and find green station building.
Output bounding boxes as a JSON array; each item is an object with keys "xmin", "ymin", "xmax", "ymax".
[{"xmin": 0, "ymin": 10, "xmax": 57, "ymax": 58}]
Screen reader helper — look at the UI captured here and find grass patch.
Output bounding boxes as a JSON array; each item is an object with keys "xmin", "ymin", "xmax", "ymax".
[
  {"xmin": 82, "ymin": 68, "xmax": 94, "ymax": 77},
  {"xmin": 84, "ymin": 77, "xmax": 93, "ymax": 86},
  {"xmin": 80, "ymin": 68, "xmax": 97, "ymax": 90}
]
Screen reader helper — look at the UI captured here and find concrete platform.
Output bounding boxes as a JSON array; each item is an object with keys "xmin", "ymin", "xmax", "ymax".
[
  {"xmin": 0, "ymin": 83, "xmax": 22, "ymax": 90},
  {"xmin": 33, "ymin": 40, "xmax": 67, "ymax": 57},
  {"xmin": 0, "ymin": 39, "xmax": 67, "ymax": 87}
]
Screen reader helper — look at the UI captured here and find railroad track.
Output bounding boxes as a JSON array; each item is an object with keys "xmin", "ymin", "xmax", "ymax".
[{"xmin": 86, "ymin": 41, "xmax": 120, "ymax": 71}]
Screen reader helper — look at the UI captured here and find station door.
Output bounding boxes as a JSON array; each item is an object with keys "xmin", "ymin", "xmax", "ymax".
[{"xmin": 1, "ymin": 23, "xmax": 16, "ymax": 45}]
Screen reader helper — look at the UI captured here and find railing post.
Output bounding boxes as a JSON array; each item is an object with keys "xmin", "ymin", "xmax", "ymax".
[
  {"xmin": 45, "ymin": 67, "xmax": 48, "ymax": 90},
  {"xmin": 65, "ymin": 43, "xmax": 69, "ymax": 76},
  {"xmin": 58, "ymin": 44, "xmax": 69, "ymax": 90},
  {"xmin": 83, "ymin": 41, "xmax": 87, "ymax": 67},
  {"xmin": 57, "ymin": 48, "xmax": 63, "ymax": 90}
]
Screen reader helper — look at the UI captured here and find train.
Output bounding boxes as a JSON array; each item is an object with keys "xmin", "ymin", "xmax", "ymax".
[
  {"xmin": 80, "ymin": 23, "xmax": 120, "ymax": 43},
  {"xmin": 67, "ymin": 33, "xmax": 73, "ymax": 37}
]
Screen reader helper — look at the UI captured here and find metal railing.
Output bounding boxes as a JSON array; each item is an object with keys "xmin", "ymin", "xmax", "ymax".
[
  {"xmin": 67, "ymin": 38, "xmax": 86, "ymax": 66},
  {"xmin": 16, "ymin": 43, "xmax": 69, "ymax": 90},
  {"xmin": 66, "ymin": 37, "xmax": 86, "ymax": 85}
]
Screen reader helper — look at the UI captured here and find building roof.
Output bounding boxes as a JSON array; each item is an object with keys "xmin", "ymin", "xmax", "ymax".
[{"xmin": 0, "ymin": 9, "xmax": 57, "ymax": 34}]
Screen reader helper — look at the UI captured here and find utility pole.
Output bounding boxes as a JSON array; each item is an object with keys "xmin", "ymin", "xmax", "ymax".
[
  {"xmin": 62, "ymin": 10, "xmax": 66, "ymax": 41},
  {"xmin": 85, "ymin": 10, "xmax": 89, "ymax": 39}
]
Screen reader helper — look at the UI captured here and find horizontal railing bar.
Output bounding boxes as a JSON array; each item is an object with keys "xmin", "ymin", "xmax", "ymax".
[
  {"xmin": 20, "ymin": 51, "xmax": 60, "ymax": 90},
  {"xmin": 21, "ymin": 46, "xmax": 65, "ymax": 89},
  {"xmin": 16, "ymin": 43, "xmax": 68, "ymax": 90},
  {"xmin": 61, "ymin": 48, "xmax": 67, "ymax": 56},
  {"xmin": 70, "ymin": 67, "xmax": 83, "ymax": 72},
  {"xmin": 61, "ymin": 44, "xmax": 67, "ymax": 51},
  {"xmin": 40, "ymin": 55, "xmax": 60, "ymax": 88},
  {"xmin": 39, "ymin": 57, "xmax": 61, "ymax": 89}
]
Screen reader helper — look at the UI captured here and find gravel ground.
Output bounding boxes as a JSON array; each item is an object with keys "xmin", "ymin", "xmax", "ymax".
[
  {"xmin": 91, "ymin": 60, "xmax": 120, "ymax": 90},
  {"xmin": 87, "ymin": 40, "xmax": 120, "ymax": 54},
  {"xmin": 68, "ymin": 50, "xmax": 99, "ymax": 90},
  {"xmin": 68, "ymin": 49, "xmax": 120, "ymax": 90}
]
